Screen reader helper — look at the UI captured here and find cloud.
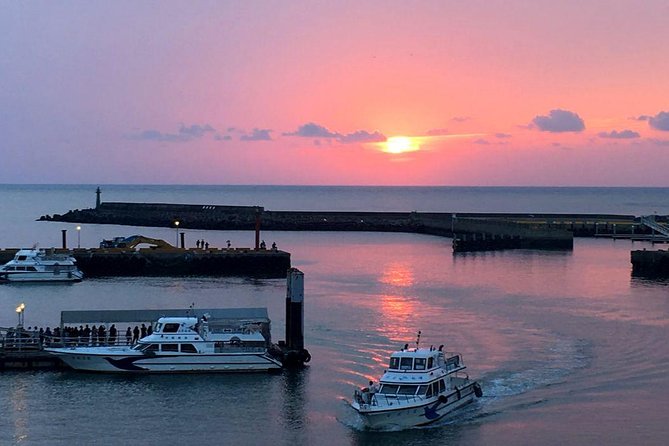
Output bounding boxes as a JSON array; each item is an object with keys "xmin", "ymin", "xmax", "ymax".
[
  {"xmin": 128, "ymin": 123, "xmax": 215, "ymax": 142},
  {"xmin": 649, "ymin": 138, "xmax": 669, "ymax": 146},
  {"xmin": 649, "ymin": 111, "xmax": 669, "ymax": 131},
  {"xmin": 284, "ymin": 122, "xmax": 385, "ymax": 144},
  {"xmin": 338, "ymin": 130, "xmax": 386, "ymax": 144},
  {"xmin": 284, "ymin": 122, "xmax": 339, "ymax": 138},
  {"xmin": 426, "ymin": 128, "xmax": 450, "ymax": 136},
  {"xmin": 451, "ymin": 116, "xmax": 470, "ymax": 123},
  {"xmin": 634, "ymin": 115, "xmax": 651, "ymax": 121},
  {"xmin": 240, "ymin": 128, "xmax": 273, "ymax": 141},
  {"xmin": 473, "ymin": 139, "xmax": 489, "ymax": 145},
  {"xmin": 532, "ymin": 109, "xmax": 585, "ymax": 132},
  {"xmin": 495, "ymin": 133, "xmax": 512, "ymax": 138},
  {"xmin": 597, "ymin": 129, "xmax": 640, "ymax": 139}
]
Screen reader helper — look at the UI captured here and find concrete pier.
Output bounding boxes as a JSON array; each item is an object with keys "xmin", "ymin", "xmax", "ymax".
[
  {"xmin": 631, "ymin": 249, "xmax": 669, "ymax": 277},
  {"xmin": 0, "ymin": 247, "xmax": 290, "ymax": 278}
]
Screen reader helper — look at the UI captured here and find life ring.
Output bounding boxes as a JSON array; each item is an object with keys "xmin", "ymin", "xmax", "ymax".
[
  {"xmin": 299, "ymin": 349, "xmax": 311, "ymax": 363},
  {"xmin": 438, "ymin": 395, "xmax": 448, "ymax": 404},
  {"xmin": 473, "ymin": 383, "xmax": 483, "ymax": 398}
]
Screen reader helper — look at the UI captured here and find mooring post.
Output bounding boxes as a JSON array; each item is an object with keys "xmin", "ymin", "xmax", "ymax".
[
  {"xmin": 286, "ymin": 268, "xmax": 304, "ymax": 351},
  {"xmin": 61, "ymin": 229, "xmax": 67, "ymax": 249},
  {"xmin": 180, "ymin": 232, "xmax": 185, "ymax": 249},
  {"xmin": 255, "ymin": 207, "xmax": 261, "ymax": 250}
]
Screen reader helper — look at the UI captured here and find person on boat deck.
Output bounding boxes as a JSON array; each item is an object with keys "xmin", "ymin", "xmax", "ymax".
[
  {"xmin": 125, "ymin": 327, "xmax": 132, "ymax": 345},
  {"xmin": 132, "ymin": 325, "xmax": 140, "ymax": 344},
  {"xmin": 140, "ymin": 323, "xmax": 147, "ymax": 338}
]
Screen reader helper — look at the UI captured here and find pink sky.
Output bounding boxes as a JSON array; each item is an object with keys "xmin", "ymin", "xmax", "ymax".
[{"xmin": 1, "ymin": 1, "xmax": 668, "ymax": 186}]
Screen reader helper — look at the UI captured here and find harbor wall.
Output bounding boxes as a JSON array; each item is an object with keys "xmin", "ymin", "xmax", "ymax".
[
  {"xmin": 0, "ymin": 248, "xmax": 290, "ymax": 278},
  {"xmin": 631, "ymin": 249, "xmax": 669, "ymax": 277}
]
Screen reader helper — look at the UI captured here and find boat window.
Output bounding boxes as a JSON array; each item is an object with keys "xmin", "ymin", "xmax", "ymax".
[
  {"xmin": 163, "ymin": 323, "xmax": 180, "ymax": 333},
  {"xmin": 389, "ymin": 357, "xmax": 399, "ymax": 369},
  {"xmin": 7, "ymin": 267, "xmax": 15, "ymax": 271},
  {"xmin": 180, "ymin": 344, "xmax": 197, "ymax": 353},
  {"xmin": 27, "ymin": 266, "xmax": 38, "ymax": 271},
  {"xmin": 427, "ymin": 357, "xmax": 434, "ymax": 369},
  {"xmin": 379, "ymin": 384, "xmax": 399, "ymax": 395},
  {"xmin": 439, "ymin": 379, "xmax": 446, "ymax": 393},
  {"xmin": 17, "ymin": 256, "xmax": 27, "ymax": 261},
  {"xmin": 400, "ymin": 357, "xmax": 413, "ymax": 370},
  {"xmin": 426, "ymin": 384, "xmax": 433, "ymax": 398},
  {"xmin": 141, "ymin": 344, "xmax": 159, "ymax": 352},
  {"xmin": 161, "ymin": 344, "xmax": 178, "ymax": 352},
  {"xmin": 414, "ymin": 358, "xmax": 426, "ymax": 370},
  {"xmin": 417, "ymin": 385, "xmax": 428, "ymax": 395},
  {"xmin": 432, "ymin": 382, "xmax": 439, "ymax": 395},
  {"xmin": 397, "ymin": 385, "xmax": 418, "ymax": 395},
  {"xmin": 16, "ymin": 266, "xmax": 26, "ymax": 271},
  {"xmin": 154, "ymin": 323, "xmax": 163, "ymax": 333}
]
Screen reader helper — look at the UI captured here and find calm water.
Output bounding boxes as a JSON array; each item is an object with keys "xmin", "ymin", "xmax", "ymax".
[{"xmin": 1, "ymin": 185, "xmax": 669, "ymax": 445}]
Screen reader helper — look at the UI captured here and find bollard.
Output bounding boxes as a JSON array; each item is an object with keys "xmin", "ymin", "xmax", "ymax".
[{"xmin": 61, "ymin": 229, "xmax": 67, "ymax": 249}]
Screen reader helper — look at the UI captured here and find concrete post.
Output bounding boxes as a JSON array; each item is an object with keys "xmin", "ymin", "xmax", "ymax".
[
  {"xmin": 255, "ymin": 207, "xmax": 261, "ymax": 250},
  {"xmin": 286, "ymin": 268, "xmax": 304, "ymax": 351},
  {"xmin": 61, "ymin": 229, "xmax": 67, "ymax": 249},
  {"xmin": 180, "ymin": 232, "xmax": 185, "ymax": 249}
]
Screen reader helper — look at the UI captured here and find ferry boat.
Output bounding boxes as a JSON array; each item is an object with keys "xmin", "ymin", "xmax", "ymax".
[
  {"xmin": 0, "ymin": 248, "xmax": 84, "ymax": 283},
  {"xmin": 45, "ymin": 315, "xmax": 283, "ymax": 373},
  {"xmin": 349, "ymin": 336, "xmax": 482, "ymax": 429}
]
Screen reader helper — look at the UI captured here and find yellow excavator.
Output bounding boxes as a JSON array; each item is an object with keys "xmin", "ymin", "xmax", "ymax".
[{"xmin": 99, "ymin": 235, "xmax": 173, "ymax": 249}]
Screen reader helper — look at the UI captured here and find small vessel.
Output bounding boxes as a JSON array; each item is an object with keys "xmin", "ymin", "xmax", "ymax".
[
  {"xmin": 0, "ymin": 248, "xmax": 84, "ymax": 283},
  {"xmin": 349, "ymin": 333, "xmax": 482, "ymax": 429},
  {"xmin": 45, "ymin": 315, "xmax": 283, "ymax": 373}
]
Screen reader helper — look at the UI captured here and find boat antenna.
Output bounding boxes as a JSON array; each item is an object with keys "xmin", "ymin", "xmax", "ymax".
[{"xmin": 416, "ymin": 330, "xmax": 421, "ymax": 347}]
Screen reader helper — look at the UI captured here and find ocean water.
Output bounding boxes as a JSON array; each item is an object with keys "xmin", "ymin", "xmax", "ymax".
[{"xmin": 1, "ymin": 185, "xmax": 669, "ymax": 445}]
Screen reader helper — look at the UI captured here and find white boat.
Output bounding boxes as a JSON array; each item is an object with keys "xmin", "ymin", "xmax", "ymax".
[
  {"xmin": 45, "ymin": 315, "xmax": 283, "ymax": 373},
  {"xmin": 0, "ymin": 248, "xmax": 84, "ymax": 283},
  {"xmin": 349, "ymin": 339, "xmax": 482, "ymax": 429}
]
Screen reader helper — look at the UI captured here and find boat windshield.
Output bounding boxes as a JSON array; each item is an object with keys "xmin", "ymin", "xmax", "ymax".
[
  {"xmin": 389, "ymin": 357, "xmax": 399, "ymax": 370},
  {"xmin": 400, "ymin": 357, "xmax": 413, "ymax": 370},
  {"xmin": 133, "ymin": 343, "xmax": 159, "ymax": 352},
  {"xmin": 379, "ymin": 384, "xmax": 399, "ymax": 395},
  {"xmin": 397, "ymin": 385, "xmax": 418, "ymax": 395},
  {"xmin": 414, "ymin": 358, "xmax": 426, "ymax": 370}
]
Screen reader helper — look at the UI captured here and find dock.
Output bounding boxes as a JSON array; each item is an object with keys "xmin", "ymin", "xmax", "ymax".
[
  {"xmin": 631, "ymin": 249, "xmax": 669, "ymax": 277},
  {"xmin": 0, "ymin": 247, "xmax": 290, "ymax": 278},
  {"xmin": 1, "ymin": 268, "xmax": 310, "ymax": 370}
]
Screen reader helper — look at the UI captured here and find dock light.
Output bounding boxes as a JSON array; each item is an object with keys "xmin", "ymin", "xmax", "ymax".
[
  {"xmin": 16, "ymin": 303, "xmax": 25, "ymax": 327},
  {"xmin": 76, "ymin": 226, "xmax": 81, "ymax": 248}
]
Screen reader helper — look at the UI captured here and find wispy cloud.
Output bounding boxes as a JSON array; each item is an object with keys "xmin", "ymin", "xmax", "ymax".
[
  {"xmin": 597, "ymin": 129, "xmax": 640, "ymax": 139},
  {"xmin": 285, "ymin": 122, "xmax": 385, "ymax": 144},
  {"xmin": 240, "ymin": 128, "xmax": 273, "ymax": 141},
  {"xmin": 649, "ymin": 111, "xmax": 669, "ymax": 131},
  {"xmin": 128, "ymin": 123, "xmax": 215, "ymax": 142}
]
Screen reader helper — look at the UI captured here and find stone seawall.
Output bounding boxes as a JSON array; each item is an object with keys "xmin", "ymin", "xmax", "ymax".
[{"xmin": 39, "ymin": 201, "xmax": 658, "ymax": 252}]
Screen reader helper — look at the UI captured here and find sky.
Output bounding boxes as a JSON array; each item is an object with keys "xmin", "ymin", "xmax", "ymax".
[{"xmin": 1, "ymin": 0, "xmax": 668, "ymax": 186}]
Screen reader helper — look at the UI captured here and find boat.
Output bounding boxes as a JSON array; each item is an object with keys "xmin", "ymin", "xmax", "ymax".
[
  {"xmin": 349, "ymin": 334, "xmax": 482, "ymax": 429},
  {"xmin": 45, "ymin": 315, "xmax": 283, "ymax": 373},
  {"xmin": 0, "ymin": 248, "xmax": 84, "ymax": 282}
]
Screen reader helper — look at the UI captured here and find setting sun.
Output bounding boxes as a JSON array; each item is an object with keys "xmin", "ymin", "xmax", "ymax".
[{"xmin": 383, "ymin": 136, "xmax": 420, "ymax": 154}]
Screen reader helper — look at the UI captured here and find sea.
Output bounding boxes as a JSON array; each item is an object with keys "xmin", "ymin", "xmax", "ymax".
[{"xmin": 1, "ymin": 185, "xmax": 669, "ymax": 446}]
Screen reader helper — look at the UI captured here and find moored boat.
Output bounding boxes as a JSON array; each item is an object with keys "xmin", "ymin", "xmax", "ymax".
[
  {"xmin": 349, "ymin": 335, "xmax": 482, "ymax": 429},
  {"xmin": 45, "ymin": 315, "xmax": 283, "ymax": 373},
  {"xmin": 0, "ymin": 248, "xmax": 83, "ymax": 283}
]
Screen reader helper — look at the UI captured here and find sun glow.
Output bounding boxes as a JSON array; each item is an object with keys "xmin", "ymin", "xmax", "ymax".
[{"xmin": 383, "ymin": 136, "xmax": 420, "ymax": 154}]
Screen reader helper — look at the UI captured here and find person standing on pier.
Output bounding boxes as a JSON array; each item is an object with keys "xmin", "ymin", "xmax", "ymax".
[{"xmin": 125, "ymin": 327, "xmax": 132, "ymax": 345}]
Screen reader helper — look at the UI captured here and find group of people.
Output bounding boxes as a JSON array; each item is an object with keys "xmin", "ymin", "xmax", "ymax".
[
  {"xmin": 13, "ymin": 323, "xmax": 155, "ymax": 347},
  {"xmin": 195, "ymin": 239, "xmax": 209, "ymax": 249}
]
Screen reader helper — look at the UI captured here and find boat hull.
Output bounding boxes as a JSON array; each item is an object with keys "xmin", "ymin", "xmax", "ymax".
[
  {"xmin": 46, "ymin": 347, "xmax": 282, "ymax": 373},
  {"xmin": 351, "ymin": 383, "xmax": 479, "ymax": 429},
  {"xmin": 0, "ymin": 271, "xmax": 83, "ymax": 283}
]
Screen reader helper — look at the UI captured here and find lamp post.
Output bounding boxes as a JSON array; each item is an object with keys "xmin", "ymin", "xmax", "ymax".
[
  {"xmin": 16, "ymin": 302, "xmax": 25, "ymax": 327},
  {"xmin": 174, "ymin": 220, "xmax": 180, "ymax": 247},
  {"xmin": 76, "ymin": 225, "xmax": 81, "ymax": 249}
]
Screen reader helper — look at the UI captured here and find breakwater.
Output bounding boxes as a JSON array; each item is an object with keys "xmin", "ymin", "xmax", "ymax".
[
  {"xmin": 0, "ymin": 247, "xmax": 290, "ymax": 278},
  {"xmin": 39, "ymin": 200, "xmax": 665, "ymax": 252}
]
